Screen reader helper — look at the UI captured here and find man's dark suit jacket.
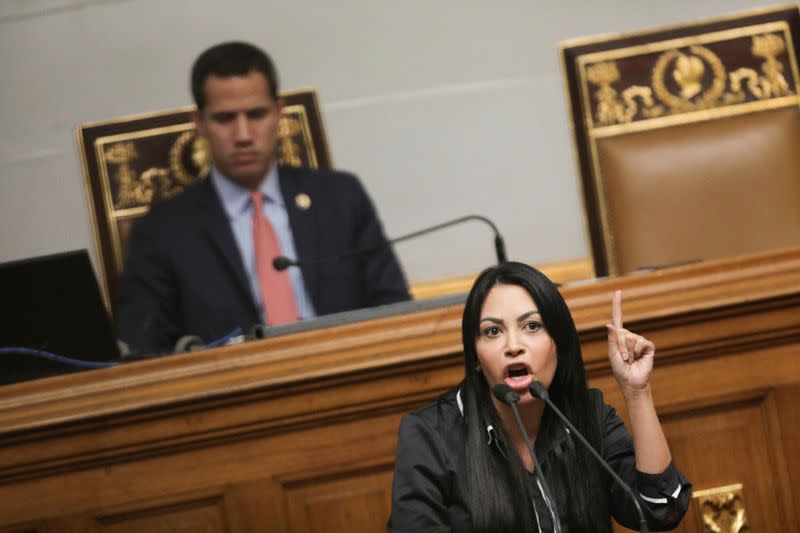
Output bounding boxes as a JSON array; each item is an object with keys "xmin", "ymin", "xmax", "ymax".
[{"xmin": 116, "ymin": 166, "xmax": 410, "ymax": 353}]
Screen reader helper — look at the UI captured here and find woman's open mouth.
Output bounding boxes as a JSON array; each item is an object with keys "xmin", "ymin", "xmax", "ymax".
[{"xmin": 503, "ymin": 364, "xmax": 534, "ymax": 390}]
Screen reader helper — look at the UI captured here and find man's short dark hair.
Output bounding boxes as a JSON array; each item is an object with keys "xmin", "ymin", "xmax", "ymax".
[{"xmin": 191, "ymin": 41, "xmax": 280, "ymax": 109}]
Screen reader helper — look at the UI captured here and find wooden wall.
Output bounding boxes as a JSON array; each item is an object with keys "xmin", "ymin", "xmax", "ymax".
[{"xmin": 1, "ymin": 247, "xmax": 798, "ymax": 532}]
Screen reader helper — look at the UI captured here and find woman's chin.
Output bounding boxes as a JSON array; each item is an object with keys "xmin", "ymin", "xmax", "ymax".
[{"xmin": 515, "ymin": 391, "xmax": 537, "ymax": 405}]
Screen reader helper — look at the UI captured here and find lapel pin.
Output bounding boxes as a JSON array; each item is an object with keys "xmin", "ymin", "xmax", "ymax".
[{"xmin": 295, "ymin": 193, "xmax": 311, "ymax": 210}]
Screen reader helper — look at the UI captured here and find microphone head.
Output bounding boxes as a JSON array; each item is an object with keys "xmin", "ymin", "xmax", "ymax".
[
  {"xmin": 528, "ymin": 381, "xmax": 550, "ymax": 401},
  {"xmin": 492, "ymin": 384, "xmax": 520, "ymax": 405},
  {"xmin": 272, "ymin": 256, "xmax": 293, "ymax": 271},
  {"xmin": 248, "ymin": 324, "xmax": 268, "ymax": 340}
]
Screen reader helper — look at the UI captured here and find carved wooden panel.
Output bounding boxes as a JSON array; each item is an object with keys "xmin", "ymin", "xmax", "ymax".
[
  {"xmin": 772, "ymin": 385, "xmax": 800, "ymax": 517},
  {"xmin": 95, "ymin": 495, "xmax": 226, "ymax": 533},
  {"xmin": 660, "ymin": 396, "xmax": 777, "ymax": 532},
  {"xmin": 611, "ymin": 386, "xmax": 799, "ymax": 533},
  {"xmin": 284, "ymin": 469, "xmax": 393, "ymax": 533}
]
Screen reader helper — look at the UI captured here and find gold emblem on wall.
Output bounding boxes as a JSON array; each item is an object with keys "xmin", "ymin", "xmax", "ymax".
[
  {"xmin": 583, "ymin": 30, "xmax": 798, "ymax": 128},
  {"xmin": 692, "ymin": 483, "xmax": 749, "ymax": 533}
]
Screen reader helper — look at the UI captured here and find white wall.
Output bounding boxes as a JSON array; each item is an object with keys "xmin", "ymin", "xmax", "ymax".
[{"xmin": 0, "ymin": 0, "xmax": 769, "ymax": 286}]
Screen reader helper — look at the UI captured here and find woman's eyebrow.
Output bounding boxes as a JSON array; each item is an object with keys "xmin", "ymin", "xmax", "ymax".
[
  {"xmin": 516, "ymin": 310, "xmax": 541, "ymax": 322},
  {"xmin": 479, "ymin": 311, "xmax": 540, "ymax": 325}
]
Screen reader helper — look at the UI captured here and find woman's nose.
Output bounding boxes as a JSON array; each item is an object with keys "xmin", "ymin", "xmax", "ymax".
[{"xmin": 504, "ymin": 332, "xmax": 524, "ymax": 357}]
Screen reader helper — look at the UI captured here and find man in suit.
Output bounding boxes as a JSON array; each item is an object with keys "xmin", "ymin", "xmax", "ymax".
[{"xmin": 116, "ymin": 41, "xmax": 410, "ymax": 354}]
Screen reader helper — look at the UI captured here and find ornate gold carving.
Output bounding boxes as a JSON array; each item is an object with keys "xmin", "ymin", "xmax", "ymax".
[
  {"xmin": 674, "ymin": 53, "xmax": 706, "ymax": 99},
  {"xmin": 105, "ymin": 142, "xmax": 144, "ymax": 209},
  {"xmin": 726, "ymin": 33, "xmax": 792, "ymax": 103},
  {"xmin": 586, "ymin": 62, "xmax": 663, "ymax": 125},
  {"xmin": 110, "ymin": 132, "xmax": 206, "ymax": 208},
  {"xmin": 652, "ymin": 45, "xmax": 728, "ymax": 113},
  {"xmin": 278, "ymin": 116, "xmax": 304, "ymax": 167},
  {"xmin": 587, "ymin": 62, "xmax": 623, "ymax": 125},
  {"xmin": 139, "ymin": 168, "xmax": 182, "ymax": 203},
  {"xmin": 752, "ymin": 33, "xmax": 791, "ymax": 96},
  {"xmin": 584, "ymin": 31, "xmax": 796, "ymax": 127},
  {"xmin": 622, "ymin": 85, "xmax": 664, "ymax": 120},
  {"xmin": 101, "ymin": 131, "xmax": 201, "ymax": 211},
  {"xmin": 169, "ymin": 131, "xmax": 210, "ymax": 186},
  {"xmin": 692, "ymin": 483, "xmax": 749, "ymax": 533}
]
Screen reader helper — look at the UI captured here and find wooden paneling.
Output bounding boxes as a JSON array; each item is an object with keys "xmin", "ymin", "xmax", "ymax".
[
  {"xmin": 612, "ymin": 385, "xmax": 800, "ymax": 533},
  {"xmin": 285, "ymin": 470, "xmax": 393, "ymax": 533},
  {"xmin": 663, "ymin": 394, "xmax": 787, "ymax": 532},
  {"xmin": 0, "ymin": 247, "xmax": 799, "ymax": 531},
  {"xmin": 95, "ymin": 494, "xmax": 227, "ymax": 533},
  {"xmin": 773, "ymin": 385, "xmax": 800, "ymax": 518}
]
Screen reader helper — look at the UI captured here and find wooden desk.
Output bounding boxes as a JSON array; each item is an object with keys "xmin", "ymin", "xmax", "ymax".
[{"xmin": 1, "ymin": 248, "xmax": 799, "ymax": 532}]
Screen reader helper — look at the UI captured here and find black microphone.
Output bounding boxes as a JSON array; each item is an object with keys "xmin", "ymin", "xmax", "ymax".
[
  {"xmin": 493, "ymin": 384, "xmax": 562, "ymax": 533},
  {"xmin": 528, "ymin": 381, "xmax": 649, "ymax": 533},
  {"xmin": 273, "ymin": 214, "xmax": 507, "ymax": 271}
]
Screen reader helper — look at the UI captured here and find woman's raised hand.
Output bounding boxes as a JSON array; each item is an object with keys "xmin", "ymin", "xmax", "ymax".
[{"xmin": 606, "ymin": 290, "xmax": 655, "ymax": 394}]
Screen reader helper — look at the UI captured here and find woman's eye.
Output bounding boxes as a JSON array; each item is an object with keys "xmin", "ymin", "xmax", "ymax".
[
  {"xmin": 523, "ymin": 321, "xmax": 542, "ymax": 332},
  {"xmin": 483, "ymin": 326, "xmax": 501, "ymax": 337}
]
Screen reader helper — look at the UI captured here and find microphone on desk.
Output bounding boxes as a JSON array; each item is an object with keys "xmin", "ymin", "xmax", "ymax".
[
  {"xmin": 493, "ymin": 384, "xmax": 562, "ymax": 533},
  {"xmin": 272, "ymin": 214, "xmax": 507, "ymax": 271},
  {"xmin": 528, "ymin": 381, "xmax": 649, "ymax": 533}
]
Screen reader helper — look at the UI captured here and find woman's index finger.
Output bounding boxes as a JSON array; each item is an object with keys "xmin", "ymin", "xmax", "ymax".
[{"xmin": 612, "ymin": 290, "xmax": 623, "ymax": 329}]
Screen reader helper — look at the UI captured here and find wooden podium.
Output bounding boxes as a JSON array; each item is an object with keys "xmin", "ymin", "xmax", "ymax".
[{"xmin": 1, "ymin": 248, "xmax": 799, "ymax": 532}]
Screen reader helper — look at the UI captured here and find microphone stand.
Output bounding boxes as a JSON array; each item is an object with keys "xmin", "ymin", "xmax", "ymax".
[
  {"xmin": 386, "ymin": 214, "xmax": 507, "ymax": 263},
  {"xmin": 493, "ymin": 385, "xmax": 562, "ymax": 533},
  {"xmin": 274, "ymin": 214, "xmax": 507, "ymax": 271},
  {"xmin": 529, "ymin": 381, "xmax": 649, "ymax": 533}
]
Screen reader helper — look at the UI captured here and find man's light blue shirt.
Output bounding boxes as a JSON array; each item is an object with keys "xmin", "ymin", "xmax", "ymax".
[{"xmin": 210, "ymin": 164, "xmax": 317, "ymax": 322}]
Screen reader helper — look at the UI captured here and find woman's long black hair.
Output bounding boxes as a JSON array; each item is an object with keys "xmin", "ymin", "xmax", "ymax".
[{"xmin": 461, "ymin": 261, "xmax": 609, "ymax": 532}]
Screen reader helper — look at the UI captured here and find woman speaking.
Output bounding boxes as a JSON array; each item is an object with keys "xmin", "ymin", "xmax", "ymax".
[{"xmin": 389, "ymin": 262, "xmax": 691, "ymax": 532}]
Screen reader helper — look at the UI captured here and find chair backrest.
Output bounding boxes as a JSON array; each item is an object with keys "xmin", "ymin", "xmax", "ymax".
[
  {"xmin": 77, "ymin": 88, "xmax": 332, "ymax": 307},
  {"xmin": 560, "ymin": 5, "xmax": 800, "ymax": 277}
]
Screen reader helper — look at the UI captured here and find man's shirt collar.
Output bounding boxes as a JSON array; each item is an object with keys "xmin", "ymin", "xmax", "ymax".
[{"xmin": 210, "ymin": 163, "xmax": 281, "ymax": 218}]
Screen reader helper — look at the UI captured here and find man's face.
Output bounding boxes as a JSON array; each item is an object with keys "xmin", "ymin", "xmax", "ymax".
[{"xmin": 195, "ymin": 70, "xmax": 282, "ymax": 190}]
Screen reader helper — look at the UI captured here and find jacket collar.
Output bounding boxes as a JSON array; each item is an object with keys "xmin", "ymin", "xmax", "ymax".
[
  {"xmin": 277, "ymin": 166, "xmax": 320, "ymax": 302},
  {"xmin": 456, "ymin": 388, "xmax": 573, "ymax": 463}
]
